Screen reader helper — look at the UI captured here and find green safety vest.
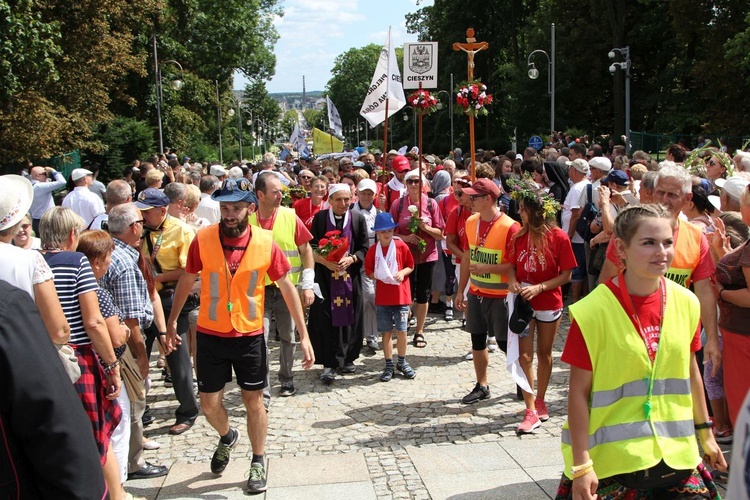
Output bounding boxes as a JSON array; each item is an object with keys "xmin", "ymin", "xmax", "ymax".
[
  {"xmin": 561, "ymin": 279, "xmax": 701, "ymax": 479},
  {"xmin": 249, "ymin": 206, "xmax": 302, "ymax": 286}
]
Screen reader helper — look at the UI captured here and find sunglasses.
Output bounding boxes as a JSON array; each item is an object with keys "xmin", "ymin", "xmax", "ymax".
[
  {"xmin": 469, "ymin": 194, "xmax": 487, "ymax": 201},
  {"xmin": 129, "ymin": 219, "xmax": 144, "ymax": 227},
  {"xmin": 299, "ymin": 175, "xmax": 312, "ymax": 180},
  {"xmin": 20, "ymin": 224, "xmax": 31, "ymax": 230},
  {"xmin": 406, "ymin": 179, "xmax": 420, "ymax": 185},
  {"xmin": 454, "ymin": 191, "xmax": 464, "ymax": 197}
]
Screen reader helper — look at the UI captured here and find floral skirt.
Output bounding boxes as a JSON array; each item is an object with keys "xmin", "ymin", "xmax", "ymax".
[{"xmin": 555, "ymin": 463, "xmax": 721, "ymax": 499}]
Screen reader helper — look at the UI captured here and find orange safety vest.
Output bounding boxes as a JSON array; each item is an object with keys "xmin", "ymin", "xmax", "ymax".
[
  {"xmin": 197, "ymin": 225, "xmax": 273, "ymax": 333},
  {"xmin": 465, "ymin": 211, "xmax": 518, "ymax": 297},
  {"xmin": 664, "ymin": 219, "xmax": 702, "ymax": 288}
]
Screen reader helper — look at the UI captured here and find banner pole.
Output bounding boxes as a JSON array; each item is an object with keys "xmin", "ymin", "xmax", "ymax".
[
  {"xmin": 382, "ymin": 99, "xmax": 390, "ymax": 169},
  {"xmin": 417, "ymin": 82, "xmax": 424, "ymax": 198}
]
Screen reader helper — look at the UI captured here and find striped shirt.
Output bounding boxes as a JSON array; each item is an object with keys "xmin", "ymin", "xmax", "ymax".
[{"xmin": 43, "ymin": 251, "xmax": 99, "ymax": 345}]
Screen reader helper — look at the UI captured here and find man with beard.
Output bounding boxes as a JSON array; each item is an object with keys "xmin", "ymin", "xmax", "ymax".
[{"xmin": 165, "ymin": 178, "xmax": 314, "ymax": 494}]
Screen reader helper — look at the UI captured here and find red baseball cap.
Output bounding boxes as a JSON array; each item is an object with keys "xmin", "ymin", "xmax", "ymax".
[
  {"xmin": 462, "ymin": 178, "xmax": 500, "ymax": 200},
  {"xmin": 392, "ymin": 155, "xmax": 410, "ymax": 173}
]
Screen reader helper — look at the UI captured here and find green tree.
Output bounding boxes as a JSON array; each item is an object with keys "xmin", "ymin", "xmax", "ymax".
[{"xmin": 0, "ymin": 0, "xmax": 156, "ymax": 163}]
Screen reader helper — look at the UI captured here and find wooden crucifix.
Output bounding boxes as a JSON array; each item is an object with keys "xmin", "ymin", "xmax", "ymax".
[{"xmin": 453, "ymin": 28, "xmax": 489, "ymax": 180}]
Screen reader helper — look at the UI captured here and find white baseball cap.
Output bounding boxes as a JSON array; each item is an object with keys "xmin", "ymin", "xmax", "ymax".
[{"xmin": 357, "ymin": 179, "xmax": 377, "ymax": 193}]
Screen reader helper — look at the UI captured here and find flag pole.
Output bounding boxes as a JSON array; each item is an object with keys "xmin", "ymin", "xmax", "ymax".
[
  {"xmin": 417, "ymin": 82, "xmax": 424, "ymax": 200},
  {"xmin": 382, "ymin": 100, "xmax": 389, "ymax": 169},
  {"xmin": 381, "ymin": 26, "xmax": 393, "ymax": 170}
]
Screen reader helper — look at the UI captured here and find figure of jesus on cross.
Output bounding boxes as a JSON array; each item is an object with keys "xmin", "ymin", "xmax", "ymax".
[{"xmin": 453, "ymin": 28, "xmax": 489, "ymax": 180}]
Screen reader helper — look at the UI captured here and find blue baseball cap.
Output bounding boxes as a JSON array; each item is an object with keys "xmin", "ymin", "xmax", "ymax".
[
  {"xmin": 604, "ymin": 170, "xmax": 630, "ymax": 186},
  {"xmin": 211, "ymin": 178, "xmax": 258, "ymax": 205},
  {"xmin": 134, "ymin": 188, "xmax": 169, "ymax": 210},
  {"xmin": 372, "ymin": 212, "xmax": 398, "ymax": 232}
]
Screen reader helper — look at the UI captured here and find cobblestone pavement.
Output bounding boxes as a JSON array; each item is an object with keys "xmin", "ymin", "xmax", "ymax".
[
  {"xmin": 135, "ymin": 309, "xmax": 729, "ymax": 499},
  {"xmin": 138, "ymin": 309, "xmax": 571, "ymax": 498}
]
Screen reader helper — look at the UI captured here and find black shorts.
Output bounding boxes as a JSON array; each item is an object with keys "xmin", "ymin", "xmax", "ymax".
[
  {"xmin": 196, "ymin": 332, "xmax": 267, "ymax": 393},
  {"xmin": 465, "ymin": 293, "xmax": 508, "ymax": 349}
]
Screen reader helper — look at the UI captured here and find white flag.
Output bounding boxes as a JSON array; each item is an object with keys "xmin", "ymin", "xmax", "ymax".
[
  {"xmin": 359, "ymin": 27, "xmax": 406, "ymax": 128},
  {"xmin": 290, "ymin": 122, "xmax": 309, "ymax": 157},
  {"xmin": 326, "ymin": 97, "xmax": 343, "ymax": 137}
]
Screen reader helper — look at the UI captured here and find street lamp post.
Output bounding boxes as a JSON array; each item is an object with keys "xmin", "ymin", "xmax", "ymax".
[
  {"xmin": 255, "ymin": 119, "xmax": 266, "ymax": 155},
  {"xmin": 436, "ymin": 89, "xmax": 453, "ymax": 153},
  {"xmin": 526, "ymin": 23, "xmax": 556, "ymax": 141},
  {"xmin": 609, "ymin": 46, "xmax": 631, "ymax": 153},
  {"xmin": 226, "ymin": 96, "xmax": 242, "ymax": 160},
  {"xmin": 403, "ymin": 106, "xmax": 416, "ymax": 147},
  {"xmin": 152, "ymin": 36, "xmax": 184, "ymax": 156}
]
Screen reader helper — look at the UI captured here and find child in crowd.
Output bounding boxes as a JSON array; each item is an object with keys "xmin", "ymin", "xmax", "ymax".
[{"xmin": 365, "ymin": 213, "xmax": 416, "ymax": 382}]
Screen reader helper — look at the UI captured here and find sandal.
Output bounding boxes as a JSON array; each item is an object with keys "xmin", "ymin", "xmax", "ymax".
[
  {"xmin": 397, "ymin": 362, "xmax": 417, "ymax": 379},
  {"xmin": 380, "ymin": 367, "xmax": 394, "ymax": 382},
  {"xmin": 412, "ymin": 333, "xmax": 427, "ymax": 348}
]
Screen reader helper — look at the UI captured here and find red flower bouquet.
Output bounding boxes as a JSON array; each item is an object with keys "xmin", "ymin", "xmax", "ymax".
[
  {"xmin": 317, "ymin": 230, "xmax": 349, "ymax": 262},
  {"xmin": 455, "ymin": 80, "xmax": 493, "ymax": 118},
  {"xmin": 407, "ymin": 89, "xmax": 439, "ymax": 116}
]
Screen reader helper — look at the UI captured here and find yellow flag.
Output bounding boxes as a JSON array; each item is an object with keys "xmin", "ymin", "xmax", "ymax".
[{"xmin": 313, "ymin": 127, "xmax": 343, "ymax": 154}]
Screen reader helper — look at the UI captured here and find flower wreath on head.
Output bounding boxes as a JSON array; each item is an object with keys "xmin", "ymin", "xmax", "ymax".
[
  {"xmin": 407, "ymin": 89, "xmax": 439, "ymax": 116},
  {"xmin": 506, "ymin": 174, "xmax": 561, "ymax": 222},
  {"xmin": 684, "ymin": 140, "xmax": 734, "ymax": 178},
  {"xmin": 454, "ymin": 80, "xmax": 493, "ymax": 118}
]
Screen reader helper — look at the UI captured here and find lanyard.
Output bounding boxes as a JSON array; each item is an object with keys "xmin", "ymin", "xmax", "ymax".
[
  {"xmin": 618, "ymin": 272, "xmax": 667, "ymax": 419},
  {"xmin": 475, "ymin": 211, "xmax": 500, "ymax": 247}
]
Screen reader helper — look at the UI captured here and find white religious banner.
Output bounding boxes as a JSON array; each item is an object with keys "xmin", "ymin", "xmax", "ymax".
[
  {"xmin": 326, "ymin": 97, "xmax": 343, "ymax": 137},
  {"xmin": 290, "ymin": 122, "xmax": 309, "ymax": 157},
  {"xmin": 359, "ymin": 27, "xmax": 406, "ymax": 128},
  {"xmin": 403, "ymin": 42, "xmax": 438, "ymax": 89}
]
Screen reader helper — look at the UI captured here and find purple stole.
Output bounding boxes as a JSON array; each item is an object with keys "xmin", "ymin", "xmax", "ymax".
[{"xmin": 327, "ymin": 210, "xmax": 355, "ymax": 327}]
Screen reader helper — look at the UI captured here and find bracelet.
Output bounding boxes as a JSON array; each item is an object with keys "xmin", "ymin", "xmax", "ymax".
[
  {"xmin": 539, "ymin": 282, "xmax": 546, "ymax": 292},
  {"xmin": 695, "ymin": 421, "xmax": 714, "ymax": 430},
  {"xmin": 570, "ymin": 459, "xmax": 594, "ymax": 474},
  {"xmin": 572, "ymin": 466, "xmax": 594, "ymax": 479},
  {"xmin": 102, "ymin": 359, "xmax": 120, "ymax": 375},
  {"xmin": 719, "ymin": 289, "xmax": 725, "ymax": 301}
]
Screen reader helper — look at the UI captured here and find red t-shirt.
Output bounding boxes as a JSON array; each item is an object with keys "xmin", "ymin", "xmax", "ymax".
[
  {"xmin": 445, "ymin": 205, "xmax": 471, "ymax": 264},
  {"xmin": 469, "ymin": 218, "xmax": 521, "ymax": 298},
  {"xmin": 562, "ymin": 279, "xmax": 702, "ymax": 371},
  {"xmin": 439, "ymin": 194, "xmax": 459, "ymax": 220},
  {"xmin": 364, "ymin": 238, "xmax": 415, "ymax": 306},
  {"xmin": 509, "ymin": 227, "xmax": 577, "ymax": 310},
  {"xmin": 293, "ymin": 198, "xmax": 323, "ymax": 231},
  {"xmin": 186, "ymin": 227, "xmax": 291, "ymax": 337},
  {"xmin": 254, "ymin": 211, "xmax": 313, "ymax": 247},
  {"xmin": 605, "ymin": 222, "xmax": 715, "ymax": 284}
]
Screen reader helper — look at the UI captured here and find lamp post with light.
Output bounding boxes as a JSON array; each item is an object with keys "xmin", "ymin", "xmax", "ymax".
[
  {"xmin": 152, "ymin": 36, "xmax": 184, "ymax": 156},
  {"xmin": 609, "ymin": 46, "xmax": 631, "ymax": 153},
  {"xmin": 226, "ymin": 96, "xmax": 242, "ymax": 160},
  {"xmin": 402, "ymin": 106, "xmax": 417, "ymax": 147},
  {"xmin": 526, "ymin": 23, "xmax": 555, "ymax": 141}
]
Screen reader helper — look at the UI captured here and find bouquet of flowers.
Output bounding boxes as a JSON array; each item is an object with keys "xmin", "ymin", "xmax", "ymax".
[
  {"xmin": 454, "ymin": 80, "xmax": 493, "ymax": 118},
  {"xmin": 281, "ymin": 185, "xmax": 293, "ymax": 207},
  {"xmin": 407, "ymin": 89, "xmax": 439, "ymax": 116},
  {"xmin": 317, "ymin": 230, "xmax": 350, "ymax": 262},
  {"xmin": 407, "ymin": 205, "xmax": 427, "ymax": 253}
]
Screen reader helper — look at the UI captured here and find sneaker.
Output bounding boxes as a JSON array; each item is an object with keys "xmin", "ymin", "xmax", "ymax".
[
  {"xmin": 380, "ymin": 366, "xmax": 394, "ymax": 382},
  {"xmin": 714, "ymin": 428, "xmax": 733, "ymax": 445},
  {"xmin": 210, "ymin": 428, "xmax": 239, "ymax": 474},
  {"xmin": 156, "ymin": 356, "xmax": 166, "ymax": 369},
  {"xmin": 461, "ymin": 383, "xmax": 490, "ymax": 404},
  {"xmin": 397, "ymin": 362, "xmax": 417, "ymax": 379},
  {"xmin": 340, "ymin": 362, "xmax": 356, "ymax": 374},
  {"xmin": 408, "ymin": 317, "xmax": 417, "ymax": 328},
  {"xmin": 488, "ymin": 337, "xmax": 498, "ymax": 353},
  {"xmin": 279, "ymin": 383, "xmax": 296, "ymax": 397},
  {"xmin": 464, "ymin": 351, "xmax": 474, "ymax": 360},
  {"xmin": 164, "ymin": 373, "xmax": 173, "ymax": 387},
  {"xmin": 246, "ymin": 462, "xmax": 267, "ymax": 494},
  {"xmin": 444, "ymin": 307, "xmax": 454, "ymax": 321},
  {"xmin": 143, "ymin": 439, "xmax": 161, "ymax": 450},
  {"xmin": 367, "ymin": 340, "xmax": 379, "ymax": 351},
  {"xmin": 535, "ymin": 399, "xmax": 549, "ymax": 422},
  {"xmin": 517, "ymin": 409, "xmax": 541, "ymax": 434},
  {"xmin": 320, "ymin": 368, "xmax": 335, "ymax": 385}
]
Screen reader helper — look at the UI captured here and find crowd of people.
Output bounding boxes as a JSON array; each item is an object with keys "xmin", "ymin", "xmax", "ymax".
[{"xmin": 1, "ymin": 138, "xmax": 749, "ymax": 498}]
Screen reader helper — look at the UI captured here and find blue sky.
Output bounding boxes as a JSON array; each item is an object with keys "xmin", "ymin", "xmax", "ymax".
[{"xmin": 234, "ymin": 0, "xmax": 433, "ymax": 93}]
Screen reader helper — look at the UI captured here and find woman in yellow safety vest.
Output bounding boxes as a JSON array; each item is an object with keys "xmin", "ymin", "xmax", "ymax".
[{"xmin": 557, "ymin": 204, "xmax": 726, "ymax": 499}]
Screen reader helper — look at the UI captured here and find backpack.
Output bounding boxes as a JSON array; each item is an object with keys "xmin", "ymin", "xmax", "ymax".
[{"xmin": 575, "ymin": 184, "xmax": 598, "ymax": 241}]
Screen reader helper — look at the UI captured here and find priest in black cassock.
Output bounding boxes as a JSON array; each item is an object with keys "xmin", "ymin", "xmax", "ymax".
[{"xmin": 308, "ymin": 183, "xmax": 369, "ymax": 384}]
